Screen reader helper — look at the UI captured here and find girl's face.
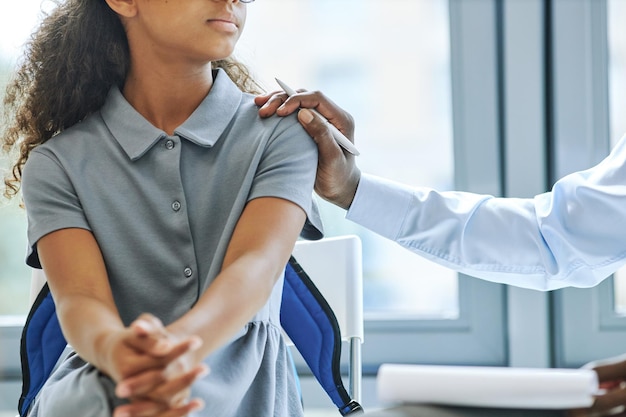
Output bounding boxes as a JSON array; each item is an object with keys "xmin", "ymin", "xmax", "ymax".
[{"xmin": 123, "ymin": 0, "xmax": 248, "ymax": 65}]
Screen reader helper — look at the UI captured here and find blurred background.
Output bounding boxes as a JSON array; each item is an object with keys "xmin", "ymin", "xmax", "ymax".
[{"xmin": 2, "ymin": 0, "xmax": 626, "ymax": 415}]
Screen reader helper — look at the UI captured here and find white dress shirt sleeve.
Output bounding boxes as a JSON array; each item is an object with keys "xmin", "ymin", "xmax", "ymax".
[{"xmin": 346, "ymin": 136, "xmax": 626, "ymax": 291}]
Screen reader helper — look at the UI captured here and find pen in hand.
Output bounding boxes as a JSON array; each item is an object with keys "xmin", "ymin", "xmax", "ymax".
[{"xmin": 275, "ymin": 78, "xmax": 360, "ymax": 156}]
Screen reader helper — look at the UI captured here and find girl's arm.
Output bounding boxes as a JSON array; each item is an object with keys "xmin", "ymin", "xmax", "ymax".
[
  {"xmin": 111, "ymin": 196, "xmax": 307, "ymax": 408},
  {"xmin": 37, "ymin": 228, "xmax": 128, "ymax": 375},
  {"xmin": 36, "ymin": 229, "xmax": 203, "ymax": 386},
  {"xmin": 167, "ymin": 196, "xmax": 307, "ymax": 361}
]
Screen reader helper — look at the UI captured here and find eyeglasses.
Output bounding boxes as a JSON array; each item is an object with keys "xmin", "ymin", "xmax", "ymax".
[{"xmin": 240, "ymin": 0, "xmax": 255, "ymax": 3}]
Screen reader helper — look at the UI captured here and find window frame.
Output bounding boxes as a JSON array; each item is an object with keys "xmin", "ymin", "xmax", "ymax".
[
  {"xmin": 0, "ymin": 0, "xmax": 512, "ymax": 380},
  {"xmin": 547, "ymin": 0, "xmax": 626, "ymax": 369},
  {"xmin": 7, "ymin": 1, "xmax": 594, "ymax": 409}
]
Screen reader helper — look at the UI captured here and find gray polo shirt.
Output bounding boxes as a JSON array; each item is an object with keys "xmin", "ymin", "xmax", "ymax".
[{"xmin": 21, "ymin": 69, "xmax": 321, "ymax": 416}]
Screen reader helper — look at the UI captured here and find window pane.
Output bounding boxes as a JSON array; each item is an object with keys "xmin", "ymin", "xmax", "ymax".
[
  {"xmin": 608, "ymin": 0, "xmax": 626, "ymax": 315},
  {"xmin": 240, "ymin": 0, "xmax": 457, "ymax": 318},
  {"xmin": 0, "ymin": 0, "xmax": 457, "ymax": 319},
  {"xmin": 0, "ymin": 1, "xmax": 45, "ymax": 316}
]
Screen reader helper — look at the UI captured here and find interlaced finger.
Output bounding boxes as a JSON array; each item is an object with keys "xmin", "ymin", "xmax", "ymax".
[
  {"xmin": 114, "ymin": 335, "xmax": 202, "ymax": 386},
  {"xmin": 126, "ymin": 314, "xmax": 173, "ymax": 356},
  {"xmin": 114, "ymin": 397, "xmax": 204, "ymax": 417},
  {"xmin": 156, "ymin": 398, "xmax": 204, "ymax": 417},
  {"xmin": 149, "ymin": 364, "xmax": 209, "ymax": 406}
]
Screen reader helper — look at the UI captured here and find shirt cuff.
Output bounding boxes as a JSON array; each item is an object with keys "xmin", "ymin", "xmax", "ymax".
[{"xmin": 346, "ymin": 173, "xmax": 414, "ymax": 241}]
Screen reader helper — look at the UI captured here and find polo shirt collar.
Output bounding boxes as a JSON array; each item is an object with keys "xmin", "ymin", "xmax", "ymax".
[{"xmin": 101, "ymin": 68, "xmax": 243, "ymax": 161}]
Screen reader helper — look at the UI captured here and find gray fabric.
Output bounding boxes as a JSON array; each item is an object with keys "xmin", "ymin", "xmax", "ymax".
[
  {"xmin": 21, "ymin": 69, "xmax": 320, "ymax": 416},
  {"xmin": 27, "ymin": 352, "xmax": 126, "ymax": 417}
]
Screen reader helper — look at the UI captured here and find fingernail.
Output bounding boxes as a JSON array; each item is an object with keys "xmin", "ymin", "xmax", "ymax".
[
  {"xmin": 115, "ymin": 384, "xmax": 131, "ymax": 398},
  {"xmin": 298, "ymin": 109, "xmax": 314, "ymax": 124}
]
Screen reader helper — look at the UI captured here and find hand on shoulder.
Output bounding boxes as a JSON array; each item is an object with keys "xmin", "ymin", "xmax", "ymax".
[{"xmin": 255, "ymin": 89, "xmax": 361, "ymax": 209}]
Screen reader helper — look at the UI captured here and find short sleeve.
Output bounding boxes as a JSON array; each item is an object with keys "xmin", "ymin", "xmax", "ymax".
[
  {"xmin": 21, "ymin": 149, "xmax": 91, "ymax": 268},
  {"xmin": 248, "ymin": 117, "xmax": 323, "ymax": 240}
]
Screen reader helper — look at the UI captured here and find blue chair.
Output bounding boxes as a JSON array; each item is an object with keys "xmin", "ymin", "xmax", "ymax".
[
  {"xmin": 285, "ymin": 235, "xmax": 364, "ymax": 415},
  {"xmin": 18, "ymin": 235, "xmax": 364, "ymax": 416}
]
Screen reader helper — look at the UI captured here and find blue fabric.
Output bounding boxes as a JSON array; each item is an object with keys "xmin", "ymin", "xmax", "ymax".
[
  {"xmin": 281, "ymin": 258, "xmax": 352, "ymax": 410},
  {"xmin": 20, "ymin": 261, "xmax": 359, "ymax": 416},
  {"xmin": 19, "ymin": 285, "xmax": 67, "ymax": 416}
]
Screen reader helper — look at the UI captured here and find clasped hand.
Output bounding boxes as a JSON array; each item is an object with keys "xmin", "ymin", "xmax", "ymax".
[{"xmin": 99, "ymin": 314, "xmax": 207, "ymax": 417}]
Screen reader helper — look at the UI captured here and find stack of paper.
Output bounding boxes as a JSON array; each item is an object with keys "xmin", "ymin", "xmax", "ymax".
[{"xmin": 377, "ymin": 364, "xmax": 599, "ymax": 409}]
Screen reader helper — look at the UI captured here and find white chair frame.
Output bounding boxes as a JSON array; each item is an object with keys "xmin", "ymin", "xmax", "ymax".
[{"xmin": 292, "ymin": 234, "xmax": 364, "ymax": 403}]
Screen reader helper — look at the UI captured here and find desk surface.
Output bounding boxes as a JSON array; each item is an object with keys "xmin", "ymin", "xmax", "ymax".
[{"xmin": 364, "ymin": 405, "xmax": 564, "ymax": 417}]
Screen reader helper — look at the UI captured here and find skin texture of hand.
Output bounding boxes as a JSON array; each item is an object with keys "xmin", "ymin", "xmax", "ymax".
[
  {"xmin": 106, "ymin": 314, "xmax": 207, "ymax": 417},
  {"xmin": 567, "ymin": 355, "xmax": 626, "ymax": 417},
  {"xmin": 255, "ymin": 90, "xmax": 361, "ymax": 210}
]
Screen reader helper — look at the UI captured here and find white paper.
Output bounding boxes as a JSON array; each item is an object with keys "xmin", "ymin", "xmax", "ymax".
[{"xmin": 377, "ymin": 364, "xmax": 598, "ymax": 409}]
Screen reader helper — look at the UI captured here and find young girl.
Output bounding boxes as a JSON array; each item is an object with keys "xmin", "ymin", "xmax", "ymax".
[{"xmin": 2, "ymin": 0, "xmax": 322, "ymax": 416}]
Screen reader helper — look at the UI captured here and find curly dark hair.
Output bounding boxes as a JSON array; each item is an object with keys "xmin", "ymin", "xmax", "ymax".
[{"xmin": 1, "ymin": 0, "xmax": 262, "ymax": 199}]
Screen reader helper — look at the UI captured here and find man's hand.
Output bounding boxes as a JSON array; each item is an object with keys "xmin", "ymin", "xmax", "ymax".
[
  {"xmin": 256, "ymin": 89, "xmax": 361, "ymax": 210},
  {"xmin": 568, "ymin": 354, "xmax": 626, "ymax": 416}
]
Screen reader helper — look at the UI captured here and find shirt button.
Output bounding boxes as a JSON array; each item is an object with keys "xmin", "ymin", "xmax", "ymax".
[
  {"xmin": 165, "ymin": 139, "xmax": 175, "ymax": 150},
  {"xmin": 172, "ymin": 200, "xmax": 181, "ymax": 211},
  {"xmin": 184, "ymin": 267, "xmax": 193, "ymax": 278}
]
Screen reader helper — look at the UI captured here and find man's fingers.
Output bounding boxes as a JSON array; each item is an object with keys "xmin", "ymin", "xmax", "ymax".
[
  {"xmin": 285, "ymin": 91, "xmax": 353, "ymax": 133},
  {"xmin": 253, "ymin": 92, "xmax": 273, "ymax": 107},
  {"xmin": 592, "ymin": 385, "xmax": 626, "ymax": 414},
  {"xmin": 298, "ymin": 109, "xmax": 346, "ymax": 155},
  {"xmin": 595, "ymin": 360, "xmax": 626, "ymax": 383},
  {"xmin": 256, "ymin": 91, "xmax": 291, "ymax": 118}
]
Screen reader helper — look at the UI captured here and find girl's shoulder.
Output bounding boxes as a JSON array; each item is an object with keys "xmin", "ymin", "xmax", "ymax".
[
  {"xmin": 239, "ymin": 92, "xmax": 306, "ymax": 134},
  {"xmin": 30, "ymin": 112, "xmax": 109, "ymax": 160}
]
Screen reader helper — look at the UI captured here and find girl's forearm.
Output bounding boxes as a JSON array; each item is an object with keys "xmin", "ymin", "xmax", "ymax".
[
  {"xmin": 37, "ymin": 228, "xmax": 125, "ymax": 373},
  {"xmin": 168, "ymin": 197, "xmax": 306, "ymax": 362},
  {"xmin": 55, "ymin": 293, "xmax": 124, "ymax": 373},
  {"xmin": 168, "ymin": 254, "xmax": 280, "ymax": 361}
]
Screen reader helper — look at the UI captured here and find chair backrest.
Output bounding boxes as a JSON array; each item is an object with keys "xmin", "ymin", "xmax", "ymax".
[
  {"xmin": 18, "ymin": 282, "xmax": 65, "ymax": 417},
  {"xmin": 293, "ymin": 235, "xmax": 364, "ymax": 345},
  {"xmin": 18, "ymin": 236, "xmax": 364, "ymax": 417},
  {"xmin": 283, "ymin": 235, "xmax": 364, "ymax": 414}
]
